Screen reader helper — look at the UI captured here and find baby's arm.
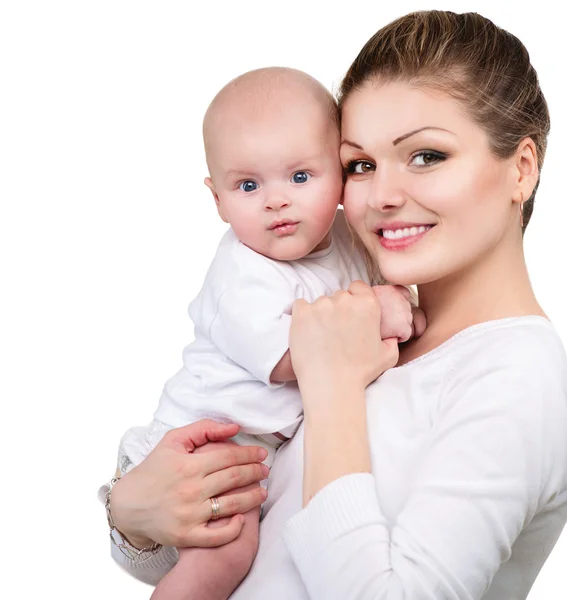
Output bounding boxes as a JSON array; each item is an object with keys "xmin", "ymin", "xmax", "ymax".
[
  {"xmin": 272, "ymin": 285, "xmax": 425, "ymax": 384},
  {"xmin": 204, "ymin": 258, "xmax": 296, "ymax": 387},
  {"xmin": 150, "ymin": 441, "xmax": 261, "ymax": 600},
  {"xmin": 270, "ymin": 350, "xmax": 294, "ymax": 383}
]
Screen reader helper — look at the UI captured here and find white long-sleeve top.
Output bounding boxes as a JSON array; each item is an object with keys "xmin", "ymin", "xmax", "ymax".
[
  {"xmin": 109, "ymin": 316, "xmax": 567, "ymax": 599},
  {"xmin": 153, "ymin": 208, "xmax": 367, "ymax": 438}
]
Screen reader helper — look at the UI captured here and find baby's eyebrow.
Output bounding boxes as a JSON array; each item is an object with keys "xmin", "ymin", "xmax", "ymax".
[
  {"xmin": 341, "ymin": 139, "xmax": 364, "ymax": 150},
  {"xmin": 286, "ymin": 156, "xmax": 323, "ymax": 171},
  {"xmin": 224, "ymin": 169, "xmax": 257, "ymax": 179}
]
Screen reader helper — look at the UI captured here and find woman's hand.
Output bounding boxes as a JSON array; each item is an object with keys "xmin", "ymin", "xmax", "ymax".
[
  {"xmin": 110, "ymin": 420, "xmax": 268, "ymax": 549},
  {"xmin": 290, "ymin": 281, "xmax": 399, "ymax": 504},
  {"xmin": 290, "ymin": 280, "xmax": 399, "ymax": 396}
]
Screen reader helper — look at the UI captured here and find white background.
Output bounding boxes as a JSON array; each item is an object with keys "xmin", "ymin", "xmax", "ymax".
[{"xmin": 1, "ymin": 0, "xmax": 566, "ymax": 597}]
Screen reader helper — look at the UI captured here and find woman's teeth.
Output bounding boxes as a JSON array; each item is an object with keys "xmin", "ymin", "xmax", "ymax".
[{"xmin": 382, "ymin": 225, "xmax": 431, "ymax": 240}]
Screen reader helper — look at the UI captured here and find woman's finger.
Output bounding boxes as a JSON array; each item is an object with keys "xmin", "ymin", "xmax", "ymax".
[
  {"xmin": 291, "ymin": 297, "xmax": 309, "ymax": 315},
  {"xmin": 200, "ymin": 485, "xmax": 267, "ymax": 521},
  {"xmin": 348, "ymin": 279, "xmax": 374, "ymax": 296},
  {"xmin": 204, "ymin": 463, "xmax": 269, "ymax": 498},
  {"xmin": 197, "ymin": 443, "xmax": 268, "ymax": 476},
  {"xmin": 382, "ymin": 337, "xmax": 401, "ymax": 369}
]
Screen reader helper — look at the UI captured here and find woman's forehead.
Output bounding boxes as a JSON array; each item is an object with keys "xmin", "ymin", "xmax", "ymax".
[{"xmin": 340, "ymin": 82, "xmax": 479, "ymax": 147}]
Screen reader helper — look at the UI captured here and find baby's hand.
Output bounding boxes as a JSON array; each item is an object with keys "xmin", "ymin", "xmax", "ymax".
[
  {"xmin": 372, "ymin": 285, "xmax": 425, "ymax": 343},
  {"xmin": 411, "ymin": 306, "xmax": 427, "ymax": 339}
]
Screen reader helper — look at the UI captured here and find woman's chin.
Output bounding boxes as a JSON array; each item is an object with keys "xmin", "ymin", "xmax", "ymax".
[{"xmin": 379, "ymin": 265, "xmax": 432, "ymax": 287}]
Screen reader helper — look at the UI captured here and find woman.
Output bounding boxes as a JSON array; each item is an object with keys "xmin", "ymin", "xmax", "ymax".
[{"xmin": 106, "ymin": 11, "xmax": 567, "ymax": 599}]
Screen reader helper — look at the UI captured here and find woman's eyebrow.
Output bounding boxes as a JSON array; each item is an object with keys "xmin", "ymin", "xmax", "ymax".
[
  {"xmin": 393, "ymin": 126, "xmax": 454, "ymax": 146},
  {"xmin": 341, "ymin": 126, "xmax": 455, "ymax": 151}
]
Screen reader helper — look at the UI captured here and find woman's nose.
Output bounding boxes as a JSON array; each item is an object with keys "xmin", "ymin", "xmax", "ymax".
[{"xmin": 368, "ymin": 170, "xmax": 408, "ymax": 212}]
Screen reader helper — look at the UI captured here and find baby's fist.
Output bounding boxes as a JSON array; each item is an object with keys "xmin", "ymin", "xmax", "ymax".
[{"xmin": 372, "ymin": 285, "xmax": 413, "ymax": 342}]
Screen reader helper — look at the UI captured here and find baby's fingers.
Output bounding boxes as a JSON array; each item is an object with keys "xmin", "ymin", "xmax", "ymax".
[
  {"xmin": 412, "ymin": 307, "xmax": 427, "ymax": 338},
  {"xmin": 189, "ymin": 515, "xmax": 245, "ymax": 548}
]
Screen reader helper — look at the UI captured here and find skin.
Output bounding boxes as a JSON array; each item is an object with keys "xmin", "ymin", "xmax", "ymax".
[
  {"xmin": 203, "ymin": 68, "xmax": 343, "ymax": 262},
  {"xmin": 290, "ymin": 79, "xmax": 544, "ymax": 505},
  {"xmin": 111, "ymin": 421, "xmax": 268, "ymax": 550}
]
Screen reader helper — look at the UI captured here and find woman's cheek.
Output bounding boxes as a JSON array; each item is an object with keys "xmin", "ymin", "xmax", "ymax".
[{"xmin": 343, "ymin": 183, "xmax": 367, "ymax": 231}]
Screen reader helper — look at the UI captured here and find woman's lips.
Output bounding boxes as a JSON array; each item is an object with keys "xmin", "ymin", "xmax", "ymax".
[{"xmin": 377, "ymin": 224, "xmax": 434, "ymax": 250}]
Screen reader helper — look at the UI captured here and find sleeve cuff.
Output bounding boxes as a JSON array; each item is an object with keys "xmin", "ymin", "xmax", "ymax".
[
  {"xmin": 111, "ymin": 540, "xmax": 179, "ymax": 586},
  {"xmin": 100, "ymin": 478, "xmax": 178, "ymax": 586},
  {"xmin": 282, "ymin": 473, "xmax": 386, "ymax": 569}
]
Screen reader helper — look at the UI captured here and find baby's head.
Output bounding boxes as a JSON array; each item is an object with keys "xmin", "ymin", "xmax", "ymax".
[{"xmin": 203, "ymin": 67, "xmax": 342, "ymax": 261}]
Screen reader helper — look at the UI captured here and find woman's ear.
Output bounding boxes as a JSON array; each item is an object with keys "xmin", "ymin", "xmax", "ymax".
[{"xmin": 512, "ymin": 137, "xmax": 539, "ymax": 205}]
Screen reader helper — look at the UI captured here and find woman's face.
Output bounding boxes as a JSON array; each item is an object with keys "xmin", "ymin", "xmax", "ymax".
[{"xmin": 340, "ymin": 81, "xmax": 522, "ymax": 286}]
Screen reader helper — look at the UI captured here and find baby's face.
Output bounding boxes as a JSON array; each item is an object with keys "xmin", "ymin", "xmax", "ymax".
[{"xmin": 206, "ymin": 100, "xmax": 343, "ymax": 261}]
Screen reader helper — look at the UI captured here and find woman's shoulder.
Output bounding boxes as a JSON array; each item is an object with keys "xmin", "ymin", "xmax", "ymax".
[
  {"xmin": 405, "ymin": 316, "xmax": 566, "ymax": 375},
  {"xmin": 448, "ymin": 316, "xmax": 566, "ymax": 373},
  {"xmin": 434, "ymin": 317, "xmax": 567, "ymax": 425},
  {"xmin": 441, "ymin": 317, "xmax": 567, "ymax": 503},
  {"xmin": 397, "ymin": 316, "xmax": 567, "ymax": 417}
]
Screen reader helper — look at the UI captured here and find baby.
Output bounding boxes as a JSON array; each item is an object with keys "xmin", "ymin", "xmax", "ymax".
[{"xmin": 118, "ymin": 67, "xmax": 423, "ymax": 599}]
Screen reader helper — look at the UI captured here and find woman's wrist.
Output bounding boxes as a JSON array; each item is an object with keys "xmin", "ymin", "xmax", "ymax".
[
  {"xmin": 301, "ymin": 385, "xmax": 371, "ymax": 505},
  {"xmin": 299, "ymin": 377, "xmax": 366, "ymax": 412},
  {"xmin": 109, "ymin": 477, "xmax": 157, "ymax": 550},
  {"xmin": 120, "ymin": 530, "xmax": 156, "ymax": 551}
]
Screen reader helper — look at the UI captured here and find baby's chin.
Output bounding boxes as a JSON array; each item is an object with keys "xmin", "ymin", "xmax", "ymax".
[
  {"xmin": 262, "ymin": 248, "xmax": 311, "ymax": 262},
  {"xmin": 248, "ymin": 240, "xmax": 319, "ymax": 262}
]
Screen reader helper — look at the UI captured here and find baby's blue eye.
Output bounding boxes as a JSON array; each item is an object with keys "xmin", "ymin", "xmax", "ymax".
[
  {"xmin": 291, "ymin": 171, "xmax": 310, "ymax": 184},
  {"xmin": 239, "ymin": 180, "xmax": 258, "ymax": 192}
]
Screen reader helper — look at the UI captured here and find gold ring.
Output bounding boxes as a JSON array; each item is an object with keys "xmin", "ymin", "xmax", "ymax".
[{"xmin": 210, "ymin": 497, "xmax": 221, "ymax": 520}]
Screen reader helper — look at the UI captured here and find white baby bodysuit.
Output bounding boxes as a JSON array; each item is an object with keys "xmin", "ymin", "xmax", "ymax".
[{"xmin": 153, "ymin": 208, "xmax": 367, "ymax": 437}]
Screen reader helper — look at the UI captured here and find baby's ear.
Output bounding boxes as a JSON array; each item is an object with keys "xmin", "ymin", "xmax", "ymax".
[
  {"xmin": 204, "ymin": 177, "xmax": 228, "ymax": 223},
  {"xmin": 204, "ymin": 177, "xmax": 217, "ymax": 201}
]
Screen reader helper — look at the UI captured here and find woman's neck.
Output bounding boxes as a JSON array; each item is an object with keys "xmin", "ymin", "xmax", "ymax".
[{"xmin": 398, "ymin": 234, "xmax": 545, "ymax": 365}]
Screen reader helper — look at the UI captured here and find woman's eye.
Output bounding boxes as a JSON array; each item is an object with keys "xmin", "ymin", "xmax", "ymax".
[
  {"xmin": 239, "ymin": 180, "xmax": 259, "ymax": 192},
  {"xmin": 346, "ymin": 160, "xmax": 375, "ymax": 174},
  {"xmin": 291, "ymin": 171, "xmax": 311, "ymax": 184},
  {"xmin": 410, "ymin": 151, "xmax": 446, "ymax": 167}
]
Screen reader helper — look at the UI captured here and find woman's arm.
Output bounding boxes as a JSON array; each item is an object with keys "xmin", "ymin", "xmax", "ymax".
[
  {"xmin": 284, "ymin": 372, "xmax": 566, "ymax": 599},
  {"xmin": 300, "ymin": 382, "xmax": 370, "ymax": 506},
  {"xmin": 103, "ymin": 420, "xmax": 268, "ymax": 585},
  {"xmin": 290, "ymin": 281, "xmax": 398, "ymax": 505},
  {"xmin": 286, "ymin": 298, "xmax": 567, "ymax": 599}
]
